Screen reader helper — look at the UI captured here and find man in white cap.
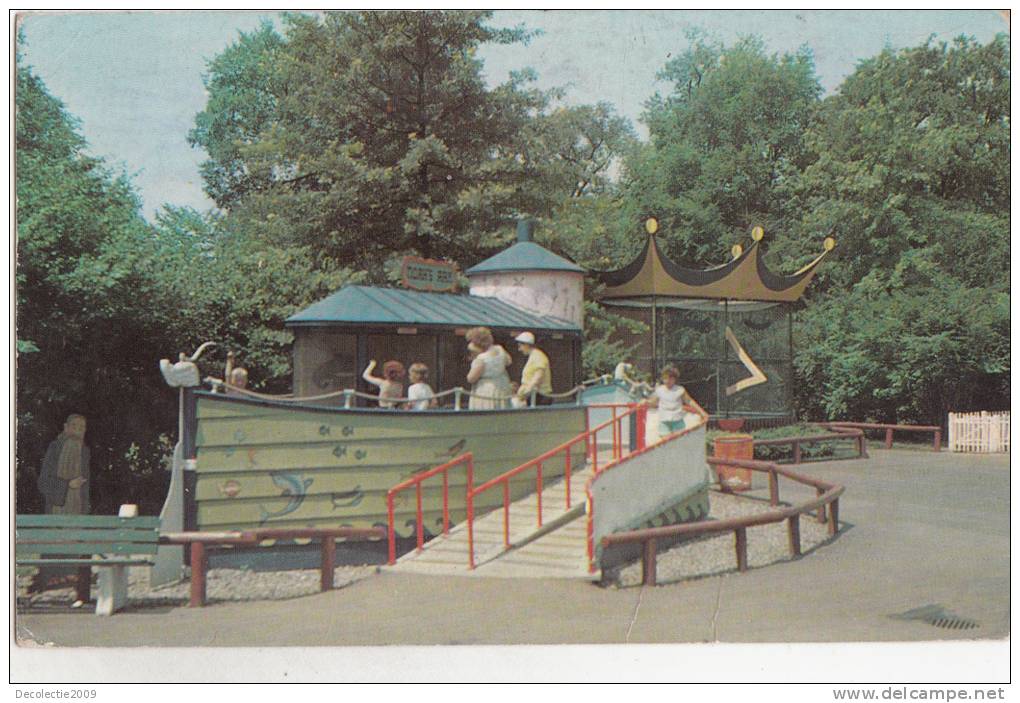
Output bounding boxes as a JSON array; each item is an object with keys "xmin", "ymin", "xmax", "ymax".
[{"xmin": 515, "ymin": 332, "xmax": 553, "ymax": 406}]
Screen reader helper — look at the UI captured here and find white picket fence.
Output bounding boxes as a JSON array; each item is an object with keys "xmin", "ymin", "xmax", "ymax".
[{"xmin": 948, "ymin": 412, "xmax": 1010, "ymax": 453}]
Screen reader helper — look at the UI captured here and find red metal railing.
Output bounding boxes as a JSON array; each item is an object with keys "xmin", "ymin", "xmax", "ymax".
[
  {"xmin": 386, "ymin": 452, "xmax": 474, "ymax": 565},
  {"xmin": 465, "ymin": 403, "xmax": 646, "ymax": 569}
]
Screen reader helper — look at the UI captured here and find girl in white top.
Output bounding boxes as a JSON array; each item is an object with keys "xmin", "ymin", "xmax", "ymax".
[
  {"xmin": 405, "ymin": 362, "xmax": 437, "ymax": 411},
  {"xmin": 464, "ymin": 327, "xmax": 512, "ymax": 410},
  {"xmin": 647, "ymin": 365, "xmax": 692, "ymax": 437}
]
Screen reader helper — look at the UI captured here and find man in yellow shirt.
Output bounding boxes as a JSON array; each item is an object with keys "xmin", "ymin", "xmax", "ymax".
[{"xmin": 515, "ymin": 332, "xmax": 553, "ymax": 406}]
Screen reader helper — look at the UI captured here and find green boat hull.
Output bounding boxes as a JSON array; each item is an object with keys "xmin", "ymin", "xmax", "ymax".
[{"xmin": 189, "ymin": 392, "xmax": 588, "ymax": 538}]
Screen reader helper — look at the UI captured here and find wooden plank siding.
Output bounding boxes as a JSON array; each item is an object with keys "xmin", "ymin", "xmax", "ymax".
[{"xmin": 190, "ymin": 394, "xmax": 587, "ymax": 537}]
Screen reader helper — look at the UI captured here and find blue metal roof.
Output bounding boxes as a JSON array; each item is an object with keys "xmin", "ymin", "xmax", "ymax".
[
  {"xmin": 465, "ymin": 241, "xmax": 585, "ymax": 275},
  {"xmin": 285, "ymin": 285, "xmax": 581, "ymax": 333}
]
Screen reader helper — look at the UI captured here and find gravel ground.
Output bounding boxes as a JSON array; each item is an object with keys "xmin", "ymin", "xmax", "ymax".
[
  {"xmin": 16, "ymin": 564, "xmax": 378, "ymax": 611},
  {"xmin": 17, "ymin": 492, "xmax": 835, "ymax": 609},
  {"xmin": 606, "ymin": 489, "xmax": 835, "ymax": 588}
]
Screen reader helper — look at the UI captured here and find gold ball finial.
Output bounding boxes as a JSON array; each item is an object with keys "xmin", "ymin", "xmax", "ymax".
[
  {"xmin": 824, "ymin": 237, "xmax": 836, "ymax": 251},
  {"xmin": 730, "ymin": 244, "xmax": 743, "ymax": 259},
  {"xmin": 645, "ymin": 217, "xmax": 659, "ymax": 235},
  {"xmin": 751, "ymin": 226, "xmax": 764, "ymax": 242}
]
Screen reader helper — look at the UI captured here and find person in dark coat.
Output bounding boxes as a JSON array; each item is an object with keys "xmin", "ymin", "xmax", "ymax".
[
  {"xmin": 38, "ymin": 414, "xmax": 90, "ymax": 515},
  {"xmin": 31, "ymin": 414, "xmax": 91, "ymax": 599}
]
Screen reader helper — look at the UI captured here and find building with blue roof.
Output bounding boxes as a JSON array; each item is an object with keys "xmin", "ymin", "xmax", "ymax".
[{"xmin": 285, "ymin": 222, "xmax": 585, "ymax": 403}]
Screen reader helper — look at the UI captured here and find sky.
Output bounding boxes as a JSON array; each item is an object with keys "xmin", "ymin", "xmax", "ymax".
[{"xmin": 17, "ymin": 10, "xmax": 1007, "ymax": 220}]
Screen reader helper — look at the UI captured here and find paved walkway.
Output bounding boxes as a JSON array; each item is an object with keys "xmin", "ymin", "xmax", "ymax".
[{"xmin": 15, "ymin": 449, "xmax": 1009, "ymax": 647}]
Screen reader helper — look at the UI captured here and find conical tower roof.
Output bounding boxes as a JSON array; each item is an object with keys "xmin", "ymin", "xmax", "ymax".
[{"xmin": 466, "ymin": 220, "xmax": 584, "ymax": 275}]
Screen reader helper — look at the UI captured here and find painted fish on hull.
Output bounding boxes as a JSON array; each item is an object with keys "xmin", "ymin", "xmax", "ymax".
[
  {"xmin": 258, "ymin": 472, "xmax": 314, "ymax": 525},
  {"xmin": 331, "ymin": 487, "xmax": 364, "ymax": 509}
]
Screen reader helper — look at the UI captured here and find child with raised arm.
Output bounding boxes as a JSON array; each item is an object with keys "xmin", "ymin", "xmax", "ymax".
[{"xmin": 362, "ymin": 359, "xmax": 406, "ymax": 409}]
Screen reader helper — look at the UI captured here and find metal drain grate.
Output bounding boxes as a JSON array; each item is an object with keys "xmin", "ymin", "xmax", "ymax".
[{"xmin": 891, "ymin": 604, "xmax": 979, "ymax": 631}]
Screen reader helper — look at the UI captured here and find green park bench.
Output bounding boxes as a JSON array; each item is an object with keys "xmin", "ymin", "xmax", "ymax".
[{"xmin": 16, "ymin": 514, "xmax": 160, "ymax": 616}]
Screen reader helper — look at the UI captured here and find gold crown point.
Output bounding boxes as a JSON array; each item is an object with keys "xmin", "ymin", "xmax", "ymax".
[
  {"xmin": 751, "ymin": 226, "xmax": 764, "ymax": 241},
  {"xmin": 645, "ymin": 217, "xmax": 659, "ymax": 235},
  {"xmin": 824, "ymin": 237, "xmax": 836, "ymax": 251}
]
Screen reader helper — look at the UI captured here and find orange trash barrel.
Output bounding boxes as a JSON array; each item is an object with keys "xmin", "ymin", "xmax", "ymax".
[{"xmin": 713, "ymin": 434, "xmax": 754, "ymax": 492}]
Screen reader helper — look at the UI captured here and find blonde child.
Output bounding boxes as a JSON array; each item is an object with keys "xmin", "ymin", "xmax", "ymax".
[{"xmin": 405, "ymin": 362, "xmax": 437, "ymax": 411}]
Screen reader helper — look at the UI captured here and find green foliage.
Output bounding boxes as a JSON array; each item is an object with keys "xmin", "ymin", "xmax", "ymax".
[
  {"xmin": 189, "ymin": 11, "xmax": 562, "ymax": 270},
  {"xmin": 785, "ymin": 35, "xmax": 1010, "ymax": 423},
  {"xmin": 16, "ymin": 57, "xmax": 173, "ymax": 513},
  {"xmin": 630, "ymin": 32, "xmax": 822, "ymax": 265}
]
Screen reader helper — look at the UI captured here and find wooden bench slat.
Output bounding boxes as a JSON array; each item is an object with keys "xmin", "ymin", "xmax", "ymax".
[
  {"xmin": 16, "ymin": 558, "xmax": 153, "ymax": 566},
  {"xmin": 16, "ymin": 515, "xmax": 160, "ymax": 529},
  {"xmin": 17, "ymin": 542, "xmax": 159, "ymax": 556},
  {"xmin": 16, "ymin": 528, "xmax": 159, "ymax": 543}
]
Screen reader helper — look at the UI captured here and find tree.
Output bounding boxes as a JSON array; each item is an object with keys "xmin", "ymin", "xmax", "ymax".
[
  {"xmin": 189, "ymin": 11, "xmax": 561, "ymax": 275},
  {"xmin": 16, "ymin": 53, "xmax": 174, "ymax": 513},
  {"xmin": 787, "ymin": 34, "xmax": 1010, "ymax": 423},
  {"xmin": 628, "ymin": 32, "xmax": 822, "ymax": 265}
]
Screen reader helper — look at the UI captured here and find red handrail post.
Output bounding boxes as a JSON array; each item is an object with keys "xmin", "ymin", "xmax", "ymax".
[
  {"xmin": 415, "ymin": 482, "xmax": 424, "ymax": 552},
  {"xmin": 612, "ymin": 406, "xmax": 619, "ymax": 459},
  {"xmin": 536, "ymin": 462, "xmax": 543, "ymax": 528},
  {"xmin": 503, "ymin": 482, "xmax": 511, "ymax": 550},
  {"xmin": 586, "ymin": 494, "xmax": 596, "ymax": 573},
  {"xmin": 635, "ymin": 404, "xmax": 647, "ymax": 451},
  {"xmin": 564, "ymin": 446, "xmax": 572, "ymax": 508},
  {"xmin": 442, "ymin": 470, "xmax": 449, "ymax": 535},
  {"xmin": 386, "ymin": 493, "xmax": 396, "ymax": 565},
  {"xmin": 467, "ymin": 489, "xmax": 476, "ymax": 569}
]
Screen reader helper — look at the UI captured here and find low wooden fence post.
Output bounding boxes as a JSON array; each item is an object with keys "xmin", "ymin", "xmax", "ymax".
[
  {"xmin": 768, "ymin": 469, "xmax": 779, "ymax": 506},
  {"xmin": 642, "ymin": 538, "xmax": 657, "ymax": 586},
  {"xmin": 885, "ymin": 428, "xmax": 894, "ymax": 449},
  {"xmin": 787, "ymin": 515, "xmax": 801, "ymax": 557},
  {"xmin": 190, "ymin": 542, "xmax": 207, "ymax": 608},
  {"xmin": 320, "ymin": 535, "xmax": 336, "ymax": 591},
  {"xmin": 816, "ymin": 487, "xmax": 827, "ymax": 523},
  {"xmin": 735, "ymin": 527, "xmax": 748, "ymax": 572},
  {"xmin": 792, "ymin": 441, "xmax": 802, "ymax": 465},
  {"xmin": 828, "ymin": 498, "xmax": 840, "ymax": 536}
]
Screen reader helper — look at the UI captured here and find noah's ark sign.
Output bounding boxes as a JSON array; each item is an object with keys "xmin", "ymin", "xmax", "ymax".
[{"xmin": 401, "ymin": 256, "xmax": 458, "ymax": 293}]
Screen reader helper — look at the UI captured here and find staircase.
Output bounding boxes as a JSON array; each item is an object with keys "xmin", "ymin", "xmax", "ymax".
[
  {"xmin": 388, "ymin": 463, "xmax": 597, "ymax": 579},
  {"xmin": 386, "ymin": 403, "xmax": 654, "ymax": 580}
]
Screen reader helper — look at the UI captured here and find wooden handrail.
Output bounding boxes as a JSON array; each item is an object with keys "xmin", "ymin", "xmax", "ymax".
[
  {"xmin": 751, "ymin": 427, "xmax": 867, "ymax": 465},
  {"xmin": 824, "ymin": 421, "xmax": 942, "ymax": 451},
  {"xmin": 600, "ymin": 455, "xmax": 845, "ymax": 586},
  {"xmin": 162, "ymin": 526, "xmax": 384, "ymax": 607}
]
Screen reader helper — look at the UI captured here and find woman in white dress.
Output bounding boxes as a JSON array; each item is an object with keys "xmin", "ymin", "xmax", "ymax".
[{"xmin": 464, "ymin": 327, "xmax": 512, "ymax": 410}]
